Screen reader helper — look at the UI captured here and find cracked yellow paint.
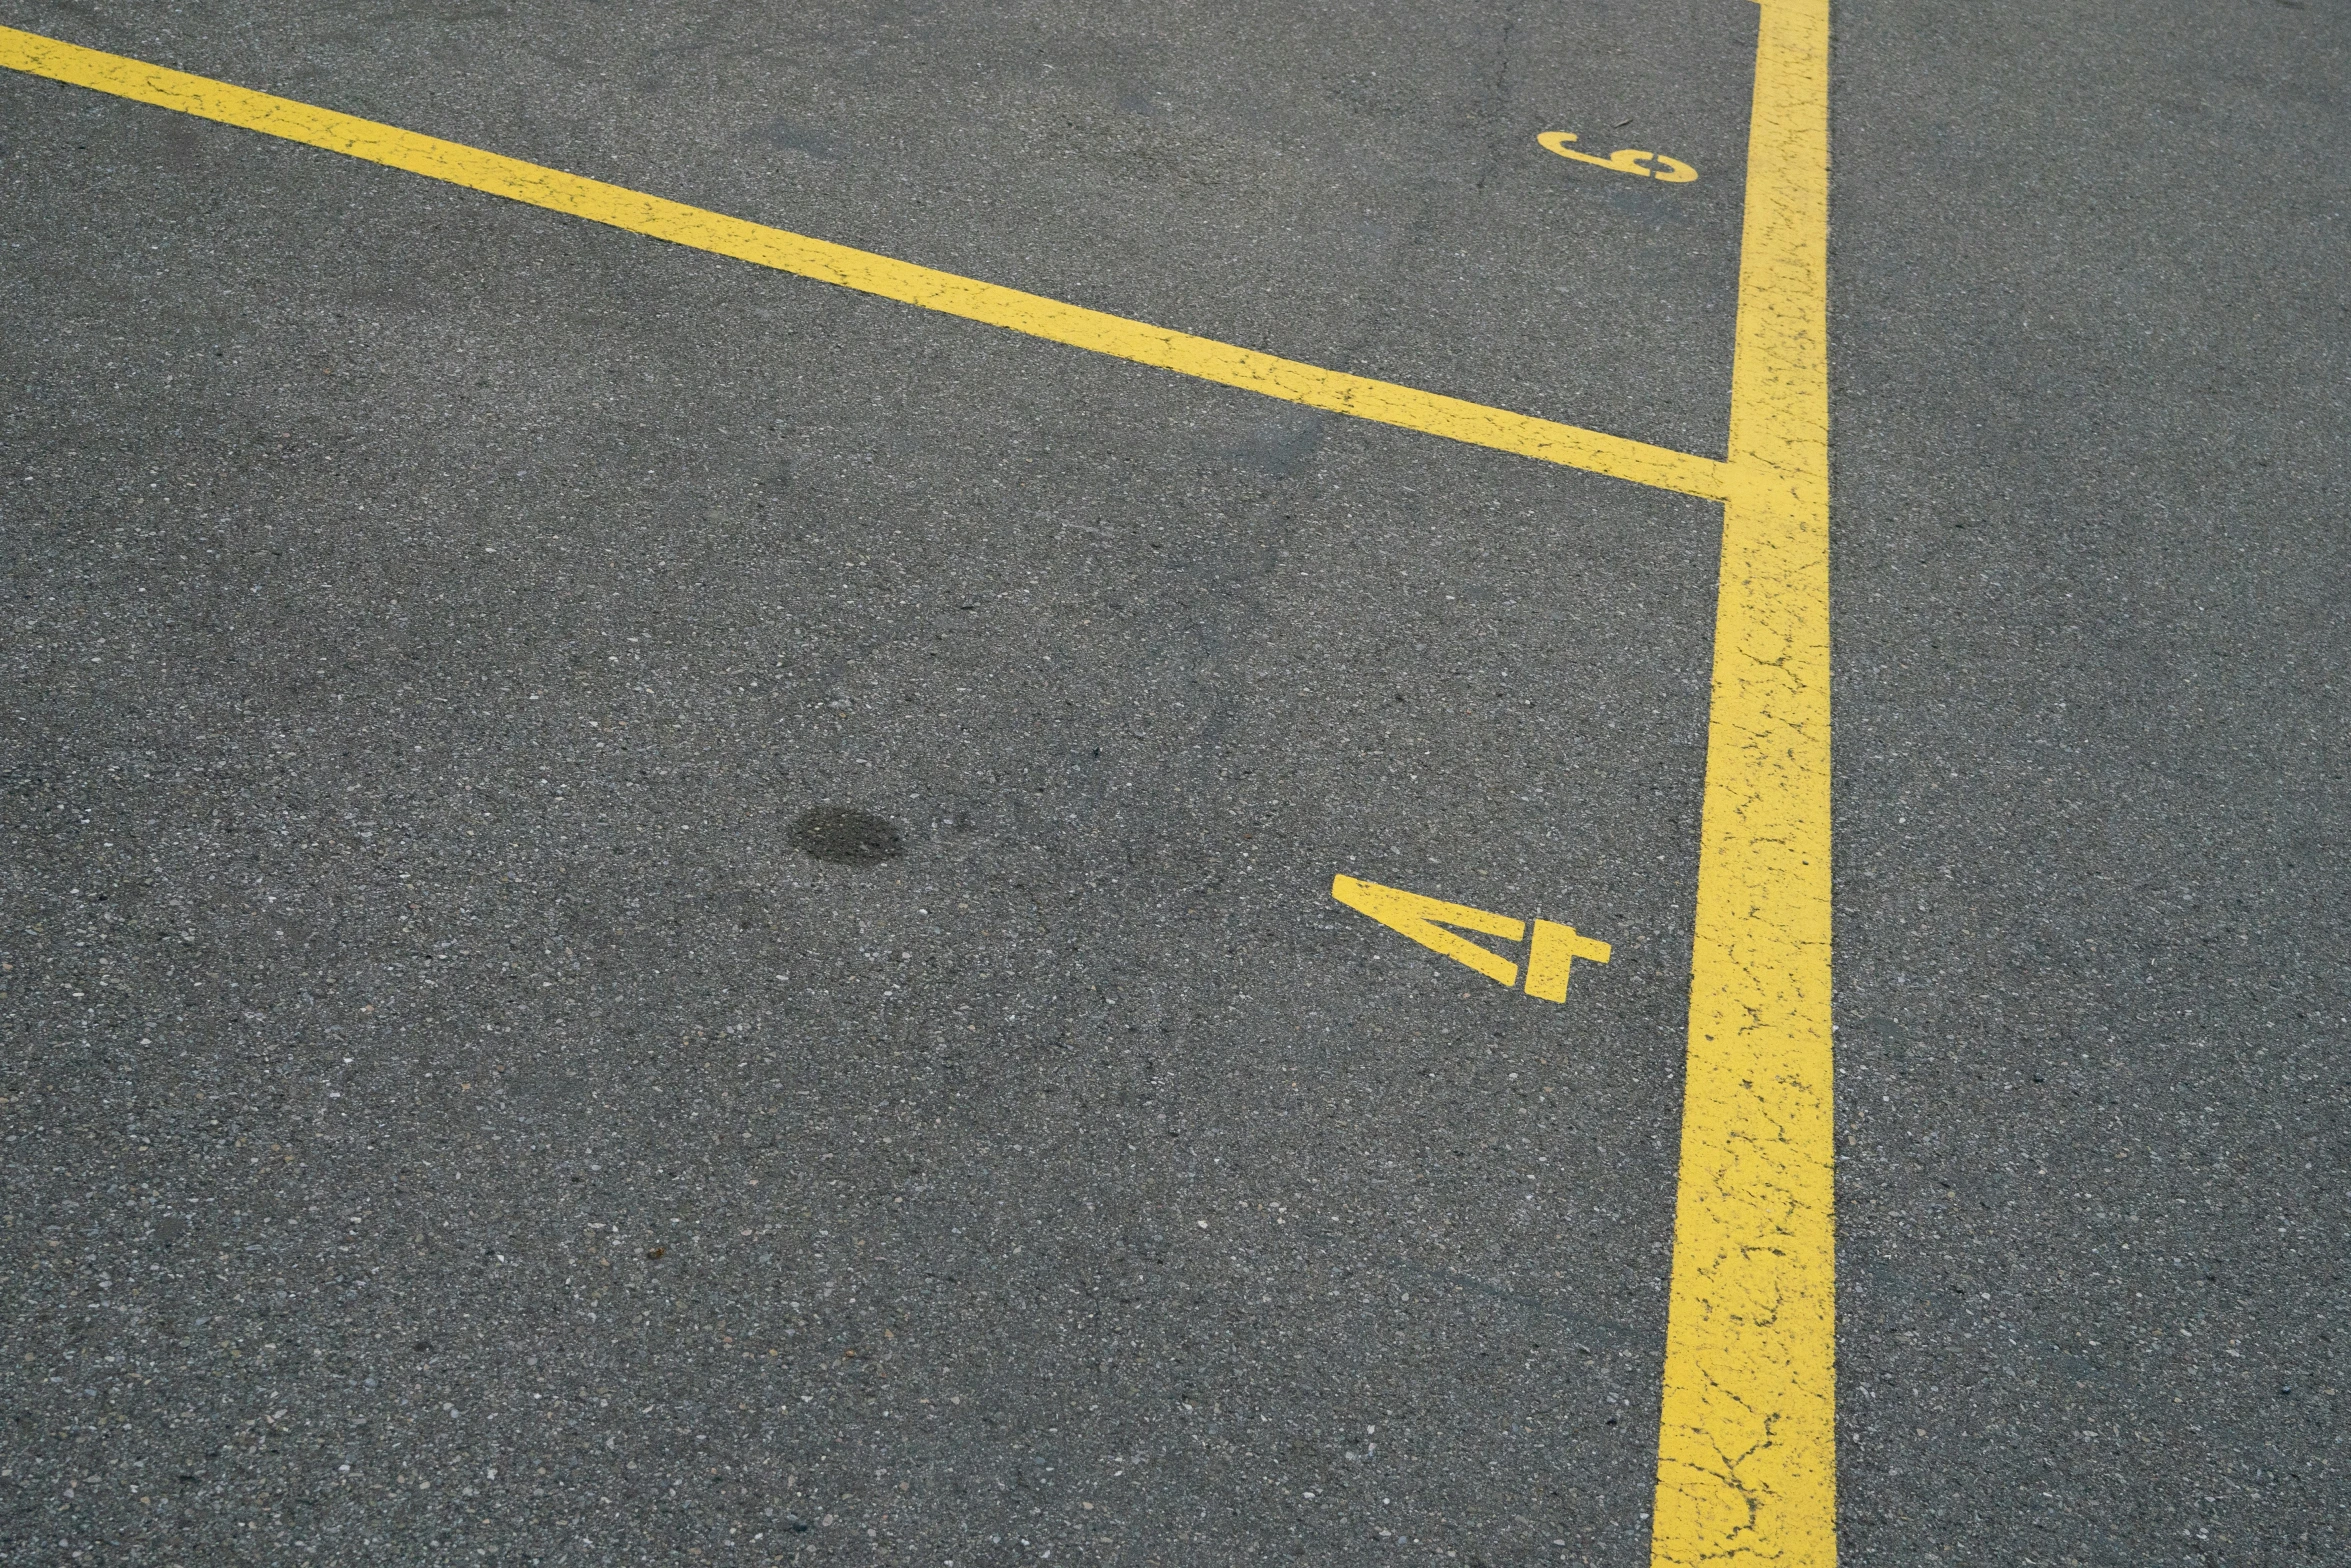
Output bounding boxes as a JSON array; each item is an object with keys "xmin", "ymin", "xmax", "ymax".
[
  {"xmin": 0, "ymin": 23, "xmax": 1731, "ymax": 503},
  {"xmin": 1650, "ymin": 1, "xmax": 1836, "ymax": 1564}
]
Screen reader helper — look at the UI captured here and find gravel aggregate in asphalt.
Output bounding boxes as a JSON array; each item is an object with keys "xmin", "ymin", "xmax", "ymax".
[{"xmin": 4, "ymin": 1, "xmax": 2346, "ymax": 1563}]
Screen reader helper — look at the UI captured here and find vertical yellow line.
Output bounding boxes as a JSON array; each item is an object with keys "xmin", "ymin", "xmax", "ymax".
[{"xmin": 1651, "ymin": 0, "xmax": 1835, "ymax": 1564}]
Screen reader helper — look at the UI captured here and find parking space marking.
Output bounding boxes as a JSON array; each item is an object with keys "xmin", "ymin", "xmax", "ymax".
[
  {"xmin": 0, "ymin": 23, "xmax": 1730, "ymax": 502},
  {"xmin": 1651, "ymin": 2, "xmax": 1836, "ymax": 1563},
  {"xmin": 4, "ymin": 6, "xmax": 1839, "ymax": 1561}
]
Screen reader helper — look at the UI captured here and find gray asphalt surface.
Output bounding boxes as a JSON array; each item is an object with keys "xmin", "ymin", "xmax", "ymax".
[{"xmin": 1, "ymin": 1, "xmax": 2343, "ymax": 1564}]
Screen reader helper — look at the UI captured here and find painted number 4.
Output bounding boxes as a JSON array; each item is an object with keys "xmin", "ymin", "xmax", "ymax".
[{"xmin": 1332, "ymin": 874, "xmax": 1611, "ymax": 1004}]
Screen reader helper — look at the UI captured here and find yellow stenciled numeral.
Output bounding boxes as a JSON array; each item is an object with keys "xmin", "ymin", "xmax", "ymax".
[
  {"xmin": 1523, "ymin": 919, "xmax": 1612, "ymax": 1003},
  {"xmin": 1538, "ymin": 130, "xmax": 1697, "ymax": 183},
  {"xmin": 1331, "ymin": 875, "xmax": 1610, "ymax": 1004},
  {"xmin": 1331, "ymin": 874, "xmax": 1525, "ymax": 989}
]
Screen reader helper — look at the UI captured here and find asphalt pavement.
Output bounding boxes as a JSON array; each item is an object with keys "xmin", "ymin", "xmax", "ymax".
[{"xmin": 2, "ymin": 1, "xmax": 2344, "ymax": 1564}]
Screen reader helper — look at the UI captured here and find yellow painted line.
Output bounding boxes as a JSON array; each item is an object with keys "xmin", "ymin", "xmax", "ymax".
[
  {"xmin": 1650, "ymin": 1, "xmax": 1836, "ymax": 1564},
  {"xmin": 0, "ymin": 23, "xmax": 1731, "ymax": 503}
]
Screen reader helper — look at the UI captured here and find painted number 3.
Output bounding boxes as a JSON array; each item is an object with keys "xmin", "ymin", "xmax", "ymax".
[{"xmin": 1538, "ymin": 130, "xmax": 1696, "ymax": 183}]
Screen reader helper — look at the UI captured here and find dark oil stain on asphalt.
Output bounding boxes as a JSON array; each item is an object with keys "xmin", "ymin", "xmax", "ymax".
[{"xmin": 789, "ymin": 805, "xmax": 906, "ymax": 867}]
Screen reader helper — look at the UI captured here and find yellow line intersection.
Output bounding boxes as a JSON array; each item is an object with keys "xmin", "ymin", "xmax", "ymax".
[{"xmin": 0, "ymin": 9, "xmax": 1836, "ymax": 1561}]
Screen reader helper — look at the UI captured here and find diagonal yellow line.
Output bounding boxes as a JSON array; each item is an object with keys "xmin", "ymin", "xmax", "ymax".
[
  {"xmin": 1651, "ymin": 0, "xmax": 1837, "ymax": 1563},
  {"xmin": 0, "ymin": 23, "xmax": 1731, "ymax": 503}
]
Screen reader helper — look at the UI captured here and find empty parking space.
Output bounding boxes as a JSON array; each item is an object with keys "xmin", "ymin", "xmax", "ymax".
[{"xmin": 4, "ymin": 2, "xmax": 2345, "ymax": 1566}]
